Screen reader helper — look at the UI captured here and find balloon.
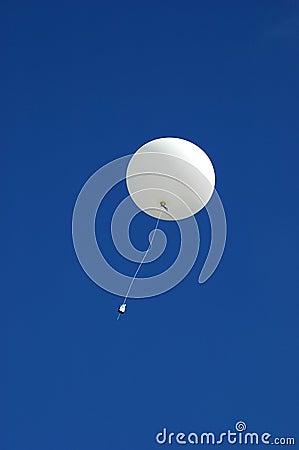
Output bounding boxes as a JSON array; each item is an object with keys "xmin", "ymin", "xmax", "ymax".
[
  {"xmin": 72, "ymin": 137, "xmax": 226, "ymax": 319},
  {"xmin": 126, "ymin": 137, "xmax": 215, "ymax": 221}
]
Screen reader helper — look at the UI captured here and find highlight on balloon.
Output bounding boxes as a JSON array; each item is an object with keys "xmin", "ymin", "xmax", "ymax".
[{"xmin": 72, "ymin": 137, "xmax": 227, "ymax": 319}]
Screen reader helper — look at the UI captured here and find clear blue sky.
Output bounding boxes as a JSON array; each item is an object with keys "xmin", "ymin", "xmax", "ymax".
[{"xmin": 1, "ymin": 1, "xmax": 299, "ymax": 449}]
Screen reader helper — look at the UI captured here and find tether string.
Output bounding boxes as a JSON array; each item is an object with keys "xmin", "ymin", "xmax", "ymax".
[
  {"xmin": 124, "ymin": 210, "xmax": 163, "ymax": 304},
  {"xmin": 117, "ymin": 209, "xmax": 163, "ymax": 320}
]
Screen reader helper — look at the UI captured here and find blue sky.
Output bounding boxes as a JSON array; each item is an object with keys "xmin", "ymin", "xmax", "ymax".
[{"xmin": 1, "ymin": 1, "xmax": 299, "ymax": 449}]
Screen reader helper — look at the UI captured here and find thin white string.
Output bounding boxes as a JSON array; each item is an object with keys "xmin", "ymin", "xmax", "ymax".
[
  {"xmin": 117, "ymin": 209, "xmax": 163, "ymax": 320},
  {"xmin": 123, "ymin": 210, "xmax": 163, "ymax": 304}
]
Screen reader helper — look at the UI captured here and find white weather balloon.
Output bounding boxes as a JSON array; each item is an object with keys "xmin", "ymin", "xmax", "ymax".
[
  {"xmin": 126, "ymin": 137, "xmax": 215, "ymax": 221},
  {"xmin": 72, "ymin": 136, "xmax": 226, "ymax": 319}
]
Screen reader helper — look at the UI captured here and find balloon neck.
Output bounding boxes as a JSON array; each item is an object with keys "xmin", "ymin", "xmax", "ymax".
[{"xmin": 160, "ymin": 201, "xmax": 168, "ymax": 211}]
